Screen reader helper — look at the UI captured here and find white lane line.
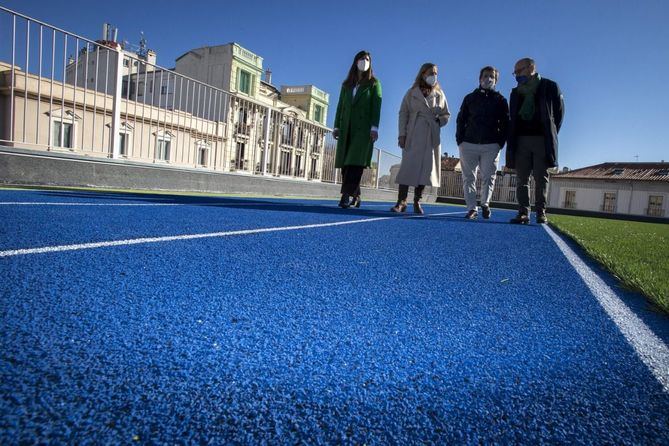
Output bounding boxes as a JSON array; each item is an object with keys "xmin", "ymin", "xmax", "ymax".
[
  {"xmin": 0, "ymin": 202, "xmax": 302, "ymax": 206},
  {"xmin": 0, "ymin": 211, "xmax": 462, "ymax": 258},
  {"xmin": 544, "ymin": 224, "xmax": 669, "ymax": 393},
  {"xmin": 1, "ymin": 202, "xmax": 188, "ymax": 206}
]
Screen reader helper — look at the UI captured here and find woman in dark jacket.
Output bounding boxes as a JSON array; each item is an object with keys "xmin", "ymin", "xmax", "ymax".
[
  {"xmin": 456, "ymin": 66, "xmax": 509, "ymax": 219},
  {"xmin": 332, "ymin": 50, "xmax": 382, "ymax": 208}
]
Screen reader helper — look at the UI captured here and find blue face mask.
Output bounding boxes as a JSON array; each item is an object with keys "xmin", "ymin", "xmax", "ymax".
[{"xmin": 516, "ymin": 75, "xmax": 529, "ymax": 84}]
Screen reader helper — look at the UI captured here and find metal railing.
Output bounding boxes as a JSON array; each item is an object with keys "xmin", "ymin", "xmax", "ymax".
[
  {"xmin": 646, "ymin": 207, "xmax": 665, "ymax": 217},
  {"xmin": 438, "ymin": 169, "xmax": 537, "ymax": 205},
  {"xmin": 0, "ymin": 5, "xmax": 413, "ymax": 194}
]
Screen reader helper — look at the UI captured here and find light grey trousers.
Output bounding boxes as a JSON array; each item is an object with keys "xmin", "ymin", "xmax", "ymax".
[{"xmin": 458, "ymin": 142, "xmax": 501, "ymax": 211}]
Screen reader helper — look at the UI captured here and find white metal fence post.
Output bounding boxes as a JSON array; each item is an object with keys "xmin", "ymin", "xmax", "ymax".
[
  {"xmin": 110, "ymin": 48, "xmax": 124, "ymax": 158},
  {"xmin": 262, "ymin": 106, "xmax": 271, "ymax": 175},
  {"xmin": 375, "ymin": 149, "xmax": 381, "ymax": 189}
]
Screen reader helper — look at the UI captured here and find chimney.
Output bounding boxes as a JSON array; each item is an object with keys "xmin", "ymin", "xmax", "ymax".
[{"xmin": 264, "ymin": 69, "xmax": 272, "ymax": 84}]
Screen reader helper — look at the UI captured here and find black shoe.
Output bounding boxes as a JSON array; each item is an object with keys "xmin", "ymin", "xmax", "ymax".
[
  {"xmin": 536, "ymin": 210, "xmax": 548, "ymax": 224},
  {"xmin": 509, "ymin": 211, "xmax": 530, "ymax": 224},
  {"xmin": 465, "ymin": 209, "xmax": 478, "ymax": 220},
  {"xmin": 391, "ymin": 200, "xmax": 407, "ymax": 213},
  {"xmin": 481, "ymin": 205, "xmax": 491, "ymax": 219},
  {"xmin": 350, "ymin": 196, "xmax": 361, "ymax": 208},
  {"xmin": 338, "ymin": 195, "xmax": 351, "ymax": 208},
  {"xmin": 413, "ymin": 201, "xmax": 424, "ymax": 214}
]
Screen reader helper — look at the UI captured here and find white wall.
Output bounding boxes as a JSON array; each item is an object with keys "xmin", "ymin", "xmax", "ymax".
[{"xmin": 551, "ymin": 178, "xmax": 669, "ymax": 217}]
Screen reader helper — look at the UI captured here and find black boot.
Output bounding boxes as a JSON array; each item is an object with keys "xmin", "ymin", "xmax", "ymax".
[
  {"xmin": 391, "ymin": 200, "xmax": 407, "ymax": 213},
  {"xmin": 413, "ymin": 185, "xmax": 425, "ymax": 214},
  {"xmin": 509, "ymin": 209, "xmax": 530, "ymax": 224},
  {"xmin": 338, "ymin": 194, "xmax": 351, "ymax": 208}
]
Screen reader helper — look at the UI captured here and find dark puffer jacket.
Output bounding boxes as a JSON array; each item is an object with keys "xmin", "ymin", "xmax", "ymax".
[{"xmin": 456, "ymin": 88, "xmax": 509, "ymax": 148}]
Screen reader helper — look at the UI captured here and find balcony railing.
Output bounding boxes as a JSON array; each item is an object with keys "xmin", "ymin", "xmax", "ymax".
[{"xmin": 646, "ymin": 207, "xmax": 665, "ymax": 217}]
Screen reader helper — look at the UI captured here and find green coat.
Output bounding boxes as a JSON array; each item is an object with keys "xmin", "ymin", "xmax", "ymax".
[{"xmin": 333, "ymin": 79, "xmax": 382, "ymax": 168}]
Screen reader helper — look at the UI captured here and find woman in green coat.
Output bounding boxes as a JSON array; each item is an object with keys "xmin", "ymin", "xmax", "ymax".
[{"xmin": 333, "ymin": 50, "xmax": 382, "ymax": 208}]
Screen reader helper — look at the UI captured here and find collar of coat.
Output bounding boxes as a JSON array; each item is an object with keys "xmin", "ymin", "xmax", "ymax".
[
  {"xmin": 351, "ymin": 79, "xmax": 376, "ymax": 103},
  {"xmin": 410, "ymin": 86, "xmax": 440, "ymax": 107}
]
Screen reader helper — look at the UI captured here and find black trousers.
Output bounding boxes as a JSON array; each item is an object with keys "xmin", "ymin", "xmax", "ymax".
[
  {"xmin": 340, "ymin": 166, "xmax": 364, "ymax": 197},
  {"xmin": 397, "ymin": 184, "xmax": 425, "ymax": 202}
]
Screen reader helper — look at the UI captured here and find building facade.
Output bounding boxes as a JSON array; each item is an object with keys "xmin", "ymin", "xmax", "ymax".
[
  {"xmin": 549, "ymin": 163, "xmax": 669, "ymax": 218},
  {"xmin": 1, "ymin": 27, "xmax": 332, "ymax": 182}
]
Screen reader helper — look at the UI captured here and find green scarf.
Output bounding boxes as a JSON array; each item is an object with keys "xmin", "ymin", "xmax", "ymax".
[{"xmin": 517, "ymin": 74, "xmax": 541, "ymax": 121}]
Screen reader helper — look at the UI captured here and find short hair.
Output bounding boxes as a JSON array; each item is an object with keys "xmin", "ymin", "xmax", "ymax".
[
  {"xmin": 479, "ymin": 66, "xmax": 499, "ymax": 81},
  {"xmin": 516, "ymin": 57, "xmax": 536, "ymax": 69}
]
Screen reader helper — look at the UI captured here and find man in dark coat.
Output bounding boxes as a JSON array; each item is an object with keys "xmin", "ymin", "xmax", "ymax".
[{"xmin": 506, "ymin": 57, "xmax": 564, "ymax": 224}]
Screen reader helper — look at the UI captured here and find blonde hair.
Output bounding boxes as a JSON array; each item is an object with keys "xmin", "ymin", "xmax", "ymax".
[{"xmin": 412, "ymin": 63, "xmax": 441, "ymax": 92}]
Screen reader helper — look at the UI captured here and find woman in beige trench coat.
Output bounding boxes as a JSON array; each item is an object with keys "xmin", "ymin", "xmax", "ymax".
[{"xmin": 392, "ymin": 63, "xmax": 450, "ymax": 214}]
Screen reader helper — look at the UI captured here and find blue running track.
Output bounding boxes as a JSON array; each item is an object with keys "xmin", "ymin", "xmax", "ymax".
[{"xmin": 1, "ymin": 188, "xmax": 668, "ymax": 444}]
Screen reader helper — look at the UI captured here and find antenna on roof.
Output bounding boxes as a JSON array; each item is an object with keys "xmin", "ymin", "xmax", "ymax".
[{"xmin": 634, "ymin": 154, "xmax": 639, "ymax": 162}]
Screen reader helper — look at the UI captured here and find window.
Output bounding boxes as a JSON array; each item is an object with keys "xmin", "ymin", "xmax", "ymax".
[
  {"xmin": 564, "ymin": 190, "xmax": 576, "ymax": 209},
  {"xmin": 52, "ymin": 122, "xmax": 73, "ymax": 148},
  {"xmin": 309, "ymin": 156, "xmax": 319, "ymax": 179},
  {"xmin": 123, "ymin": 59, "xmax": 129, "ymax": 67},
  {"xmin": 280, "ymin": 150, "xmax": 292, "ymax": 176},
  {"xmin": 233, "ymin": 142, "xmax": 246, "ymax": 170},
  {"xmin": 161, "ymin": 85, "xmax": 168, "ymax": 95},
  {"xmin": 313, "ymin": 104, "xmax": 323, "ymax": 123},
  {"xmin": 156, "ymin": 137, "xmax": 171, "ymax": 161},
  {"xmin": 612, "ymin": 168, "xmax": 624, "ymax": 175},
  {"xmin": 197, "ymin": 143, "xmax": 209, "ymax": 167},
  {"xmin": 119, "ymin": 133, "xmax": 128, "ymax": 156},
  {"xmin": 602, "ymin": 192, "xmax": 617, "ymax": 212},
  {"xmin": 647, "ymin": 195, "xmax": 664, "ymax": 217},
  {"xmin": 238, "ymin": 70, "xmax": 251, "ymax": 94},
  {"xmin": 282, "ymin": 121, "xmax": 294, "ymax": 145},
  {"xmin": 295, "ymin": 152, "xmax": 304, "ymax": 177}
]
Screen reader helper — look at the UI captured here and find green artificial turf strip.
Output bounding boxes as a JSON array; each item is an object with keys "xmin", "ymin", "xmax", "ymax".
[{"xmin": 550, "ymin": 215, "xmax": 669, "ymax": 314}]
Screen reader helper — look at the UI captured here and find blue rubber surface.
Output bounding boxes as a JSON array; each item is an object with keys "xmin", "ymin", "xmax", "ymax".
[{"xmin": 1, "ymin": 189, "xmax": 668, "ymax": 445}]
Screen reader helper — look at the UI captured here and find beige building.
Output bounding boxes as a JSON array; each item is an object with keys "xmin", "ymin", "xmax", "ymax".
[
  {"xmin": 1, "ymin": 33, "xmax": 332, "ymax": 181},
  {"xmin": 549, "ymin": 162, "xmax": 669, "ymax": 217}
]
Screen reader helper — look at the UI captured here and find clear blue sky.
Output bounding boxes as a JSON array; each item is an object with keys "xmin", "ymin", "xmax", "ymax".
[{"xmin": 4, "ymin": 0, "xmax": 668, "ymax": 169}]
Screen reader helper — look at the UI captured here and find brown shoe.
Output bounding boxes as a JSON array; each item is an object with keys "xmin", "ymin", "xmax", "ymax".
[
  {"xmin": 391, "ymin": 200, "xmax": 407, "ymax": 213},
  {"xmin": 413, "ymin": 201, "xmax": 424, "ymax": 214},
  {"xmin": 465, "ymin": 209, "xmax": 478, "ymax": 220},
  {"xmin": 509, "ymin": 211, "xmax": 530, "ymax": 224}
]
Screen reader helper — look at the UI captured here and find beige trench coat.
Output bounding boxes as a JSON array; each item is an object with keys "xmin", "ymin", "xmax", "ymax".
[{"xmin": 396, "ymin": 87, "xmax": 450, "ymax": 187}]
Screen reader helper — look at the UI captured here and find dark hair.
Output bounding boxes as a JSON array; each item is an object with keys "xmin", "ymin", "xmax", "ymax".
[
  {"xmin": 411, "ymin": 62, "xmax": 441, "ymax": 92},
  {"xmin": 343, "ymin": 50, "xmax": 376, "ymax": 88},
  {"xmin": 479, "ymin": 66, "xmax": 499, "ymax": 81}
]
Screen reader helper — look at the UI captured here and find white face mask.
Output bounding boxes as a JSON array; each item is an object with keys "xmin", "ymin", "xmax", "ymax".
[
  {"xmin": 480, "ymin": 76, "xmax": 496, "ymax": 90},
  {"xmin": 357, "ymin": 59, "xmax": 370, "ymax": 72},
  {"xmin": 424, "ymin": 75, "xmax": 437, "ymax": 86}
]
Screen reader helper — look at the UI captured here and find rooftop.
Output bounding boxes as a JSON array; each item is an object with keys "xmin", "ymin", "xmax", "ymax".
[{"xmin": 552, "ymin": 162, "xmax": 669, "ymax": 182}]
